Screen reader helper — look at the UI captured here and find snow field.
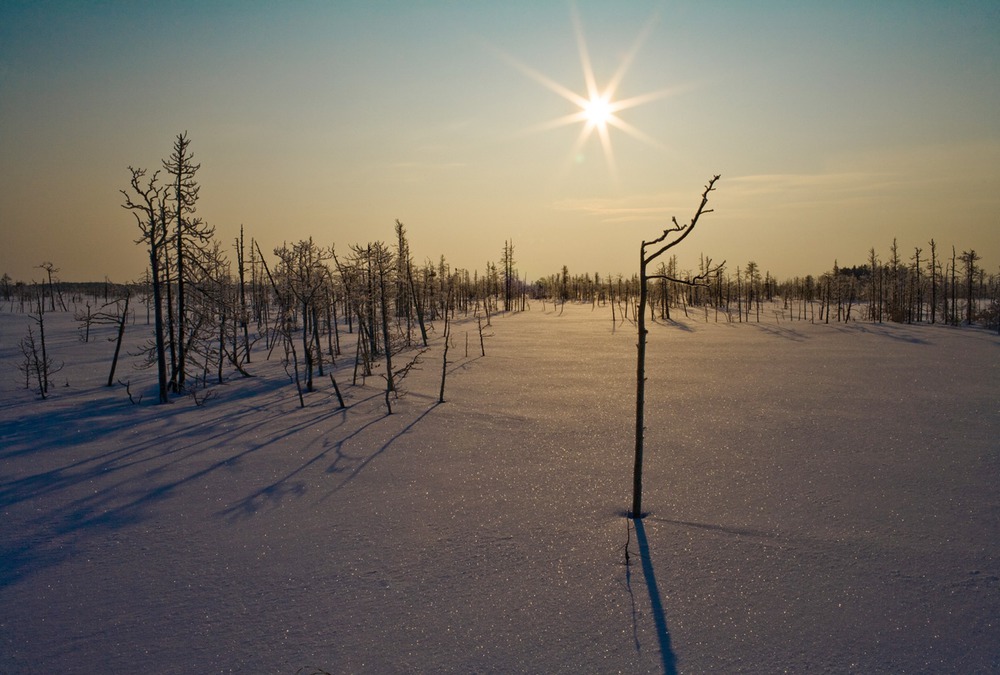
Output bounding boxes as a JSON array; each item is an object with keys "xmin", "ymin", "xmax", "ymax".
[{"xmin": 1, "ymin": 302, "xmax": 998, "ymax": 673}]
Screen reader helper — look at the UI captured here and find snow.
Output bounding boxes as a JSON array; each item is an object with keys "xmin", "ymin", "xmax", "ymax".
[{"xmin": 1, "ymin": 301, "xmax": 998, "ymax": 673}]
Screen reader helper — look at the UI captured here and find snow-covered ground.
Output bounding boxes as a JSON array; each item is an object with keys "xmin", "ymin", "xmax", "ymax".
[{"xmin": 1, "ymin": 301, "xmax": 998, "ymax": 673}]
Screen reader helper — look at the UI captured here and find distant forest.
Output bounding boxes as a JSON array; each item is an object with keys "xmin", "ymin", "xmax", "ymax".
[
  {"xmin": 4, "ymin": 133, "xmax": 998, "ymax": 404},
  {"xmin": 536, "ymin": 239, "xmax": 997, "ymax": 329}
]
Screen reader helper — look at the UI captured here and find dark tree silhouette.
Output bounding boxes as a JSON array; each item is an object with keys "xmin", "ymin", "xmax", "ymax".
[
  {"xmin": 18, "ymin": 289, "xmax": 62, "ymax": 399},
  {"xmin": 274, "ymin": 238, "xmax": 333, "ymax": 394},
  {"xmin": 928, "ymin": 239, "xmax": 938, "ymax": 324},
  {"xmin": 501, "ymin": 239, "xmax": 516, "ymax": 312},
  {"xmin": 961, "ymin": 249, "xmax": 981, "ymax": 325},
  {"xmin": 632, "ymin": 175, "xmax": 722, "ymax": 519},
  {"xmin": 162, "ymin": 132, "xmax": 213, "ymax": 391},
  {"xmin": 121, "ymin": 167, "xmax": 169, "ymax": 403}
]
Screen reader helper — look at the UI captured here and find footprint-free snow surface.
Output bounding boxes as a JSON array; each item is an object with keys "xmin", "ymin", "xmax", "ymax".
[{"xmin": 1, "ymin": 302, "xmax": 998, "ymax": 673}]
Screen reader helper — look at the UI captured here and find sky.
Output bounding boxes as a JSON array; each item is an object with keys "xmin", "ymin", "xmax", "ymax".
[{"xmin": 1, "ymin": 1, "xmax": 998, "ymax": 284}]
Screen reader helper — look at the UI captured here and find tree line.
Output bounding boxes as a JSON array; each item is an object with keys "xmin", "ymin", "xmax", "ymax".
[
  {"xmin": 115, "ymin": 132, "xmax": 530, "ymax": 407},
  {"xmin": 2, "ymin": 133, "xmax": 532, "ymax": 405},
  {"xmin": 4, "ymin": 136, "xmax": 997, "ymax": 404},
  {"xmin": 531, "ymin": 240, "xmax": 999, "ymax": 332}
]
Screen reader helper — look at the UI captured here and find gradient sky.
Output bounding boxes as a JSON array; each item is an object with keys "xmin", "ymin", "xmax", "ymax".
[{"xmin": 1, "ymin": 1, "xmax": 998, "ymax": 284}]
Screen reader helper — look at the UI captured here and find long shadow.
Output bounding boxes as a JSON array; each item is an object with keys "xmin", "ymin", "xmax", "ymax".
[
  {"xmin": 829, "ymin": 322, "xmax": 929, "ymax": 344},
  {"xmin": 651, "ymin": 318, "xmax": 696, "ymax": 333},
  {"xmin": 222, "ymin": 398, "xmax": 442, "ymax": 518},
  {"xmin": 331, "ymin": 401, "xmax": 441, "ymax": 494},
  {"xmin": 748, "ymin": 322, "xmax": 808, "ymax": 342},
  {"xmin": 0, "ymin": 388, "xmax": 355, "ymax": 587},
  {"xmin": 634, "ymin": 518, "xmax": 678, "ymax": 675},
  {"xmin": 648, "ymin": 516, "xmax": 779, "ymax": 541}
]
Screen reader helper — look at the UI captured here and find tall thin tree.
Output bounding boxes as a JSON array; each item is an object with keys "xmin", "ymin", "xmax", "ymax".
[
  {"xmin": 961, "ymin": 249, "xmax": 981, "ymax": 325},
  {"xmin": 121, "ymin": 167, "xmax": 169, "ymax": 403},
  {"xmin": 632, "ymin": 175, "xmax": 722, "ymax": 519},
  {"xmin": 162, "ymin": 132, "xmax": 212, "ymax": 391}
]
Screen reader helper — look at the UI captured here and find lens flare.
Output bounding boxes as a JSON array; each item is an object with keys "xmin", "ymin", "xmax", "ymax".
[{"xmin": 496, "ymin": 5, "xmax": 677, "ymax": 178}]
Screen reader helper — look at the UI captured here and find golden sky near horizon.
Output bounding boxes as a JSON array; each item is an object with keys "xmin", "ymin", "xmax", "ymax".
[{"xmin": 1, "ymin": 1, "xmax": 998, "ymax": 283}]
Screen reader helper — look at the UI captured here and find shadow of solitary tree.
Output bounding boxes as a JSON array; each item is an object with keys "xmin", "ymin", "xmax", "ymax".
[{"xmin": 633, "ymin": 518, "xmax": 677, "ymax": 674}]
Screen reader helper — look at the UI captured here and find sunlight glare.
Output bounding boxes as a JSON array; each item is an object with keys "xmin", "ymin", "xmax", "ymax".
[
  {"xmin": 500, "ymin": 5, "xmax": 672, "ymax": 179},
  {"xmin": 584, "ymin": 96, "xmax": 612, "ymax": 128}
]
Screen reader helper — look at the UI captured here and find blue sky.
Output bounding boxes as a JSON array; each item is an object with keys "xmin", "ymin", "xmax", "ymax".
[{"xmin": 1, "ymin": 1, "xmax": 998, "ymax": 282}]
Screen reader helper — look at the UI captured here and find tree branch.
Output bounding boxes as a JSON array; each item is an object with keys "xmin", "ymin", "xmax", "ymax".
[
  {"xmin": 646, "ymin": 260, "xmax": 726, "ymax": 288},
  {"xmin": 642, "ymin": 175, "xmax": 720, "ymax": 265}
]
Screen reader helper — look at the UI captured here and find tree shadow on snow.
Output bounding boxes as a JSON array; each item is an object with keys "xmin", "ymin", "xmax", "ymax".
[
  {"xmin": 0, "ymin": 390, "xmax": 355, "ymax": 587},
  {"xmin": 747, "ymin": 322, "xmax": 808, "ymax": 342},
  {"xmin": 627, "ymin": 518, "xmax": 678, "ymax": 675},
  {"xmin": 651, "ymin": 318, "xmax": 696, "ymax": 333},
  {"xmin": 217, "ymin": 407, "xmax": 353, "ymax": 521},
  {"xmin": 829, "ymin": 322, "xmax": 930, "ymax": 344},
  {"xmin": 219, "ymin": 399, "xmax": 441, "ymax": 520},
  {"xmin": 329, "ymin": 401, "xmax": 440, "ymax": 494}
]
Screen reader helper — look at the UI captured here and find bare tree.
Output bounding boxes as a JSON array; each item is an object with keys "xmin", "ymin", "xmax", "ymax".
[
  {"xmin": 162, "ymin": 132, "xmax": 213, "ymax": 391},
  {"xmin": 950, "ymin": 246, "xmax": 958, "ymax": 325},
  {"xmin": 631, "ymin": 175, "xmax": 722, "ymax": 519},
  {"xmin": 501, "ymin": 239, "xmax": 516, "ymax": 312},
  {"xmin": 121, "ymin": 167, "xmax": 169, "ymax": 403},
  {"xmin": 235, "ymin": 226, "xmax": 253, "ymax": 364},
  {"xmin": 395, "ymin": 220, "xmax": 428, "ymax": 346},
  {"xmin": 373, "ymin": 241, "xmax": 396, "ymax": 413},
  {"xmin": 105, "ymin": 292, "xmax": 131, "ymax": 387},
  {"xmin": 274, "ymin": 239, "xmax": 333, "ymax": 393},
  {"xmin": 36, "ymin": 262, "xmax": 62, "ymax": 312},
  {"xmin": 961, "ymin": 249, "xmax": 981, "ymax": 325},
  {"xmin": 928, "ymin": 239, "xmax": 938, "ymax": 324},
  {"xmin": 439, "ymin": 285, "xmax": 453, "ymax": 404},
  {"xmin": 18, "ymin": 289, "xmax": 63, "ymax": 399},
  {"xmin": 75, "ymin": 301, "xmax": 95, "ymax": 343},
  {"xmin": 911, "ymin": 247, "xmax": 923, "ymax": 323}
]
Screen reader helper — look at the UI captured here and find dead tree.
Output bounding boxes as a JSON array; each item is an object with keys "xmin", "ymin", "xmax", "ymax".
[
  {"xmin": 631, "ymin": 175, "xmax": 722, "ymax": 519},
  {"xmin": 274, "ymin": 239, "xmax": 332, "ymax": 394},
  {"xmin": 121, "ymin": 167, "xmax": 170, "ymax": 404},
  {"xmin": 501, "ymin": 239, "xmax": 516, "ymax": 312},
  {"xmin": 235, "ymin": 226, "xmax": 252, "ymax": 363},
  {"xmin": 76, "ymin": 292, "xmax": 132, "ymax": 386},
  {"xmin": 36, "ymin": 262, "xmax": 62, "ymax": 312},
  {"xmin": 162, "ymin": 132, "xmax": 212, "ymax": 392},
  {"xmin": 19, "ymin": 290, "xmax": 62, "ymax": 399},
  {"xmin": 106, "ymin": 292, "xmax": 131, "ymax": 387},
  {"xmin": 373, "ymin": 242, "xmax": 396, "ymax": 413},
  {"xmin": 961, "ymin": 249, "xmax": 981, "ymax": 325},
  {"xmin": 928, "ymin": 239, "xmax": 938, "ymax": 324},
  {"xmin": 439, "ymin": 283, "xmax": 454, "ymax": 403}
]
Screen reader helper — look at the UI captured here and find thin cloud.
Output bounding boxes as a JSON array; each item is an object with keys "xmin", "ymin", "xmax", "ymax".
[{"xmin": 551, "ymin": 192, "xmax": 702, "ymax": 223}]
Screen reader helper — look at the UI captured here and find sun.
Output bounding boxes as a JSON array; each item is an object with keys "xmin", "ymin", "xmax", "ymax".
[
  {"xmin": 583, "ymin": 95, "xmax": 613, "ymax": 128},
  {"xmin": 496, "ymin": 5, "xmax": 675, "ymax": 176}
]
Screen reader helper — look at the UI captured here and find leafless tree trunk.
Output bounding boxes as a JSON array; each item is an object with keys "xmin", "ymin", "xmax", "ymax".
[
  {"xmin": 236, "ymin": 225, "xmax": 252, "ymax": 363},
  {"xmin": 962, "ymin": 249, "xmax": 981, "ymax": 325},
  {"xmin": 163, "ymin": 132, "xmax": 211, "ymax": 392},
  {"xmin": 928, "ymin": 239, "xmax": 938, "ymax": 324},
  {"xmin": 950, "ymin": 246, "xmax": 958, "ymax": 325},
  {"xmin": 374, "ymin": 243, "xmax": 395, "ymax": 413},
  {"xmin": 632, "ymin": 175, "xmax": 722, "ymax": 519},
  {"xmin": 107, "ymin": 292, "xmax": 130, "ymax": 387},
  {"xmin": 121, "ymin": 167, "xmax": 169, "ymax": 403},
  {"xmin": 36, "ymin": 262, "xmax": 60, "ymax": 312},
  {"xmin": 19, "ymin": 291, "xmax": 62, "ymax": 399},
  {"xmin": 439, "ymin": 285, "xmax": 453, "ymax": 403}
]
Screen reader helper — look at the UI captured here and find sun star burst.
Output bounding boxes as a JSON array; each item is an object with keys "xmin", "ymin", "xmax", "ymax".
[{"xmin": 501, "ymin": 5, "xmax": 674, "ymax": 178}]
